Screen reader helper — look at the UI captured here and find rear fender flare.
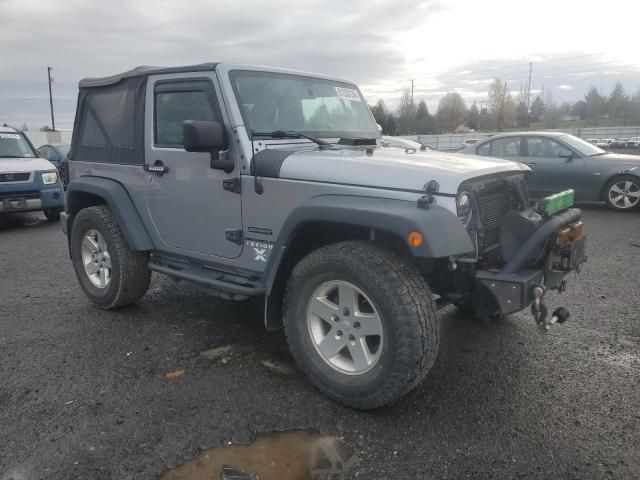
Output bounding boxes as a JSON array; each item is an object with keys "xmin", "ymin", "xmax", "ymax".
[{"xmin": 65, "ymin": 176, "xmax": 154, "ymax": 251}]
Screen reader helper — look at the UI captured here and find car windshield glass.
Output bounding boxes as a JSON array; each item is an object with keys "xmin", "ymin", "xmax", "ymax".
[
  {"xmin": 56, "ymin": 144, "xmax": 71, "ymax": 157},
  {"xmin": 230, "ymin": 70, "xmax": 378, "ymax": 139},
  {"xmin": 0, "ymin": 132, "xmax": 36, "ymax": 158},
  {"xmin": 560, "ymin": 134, "xmax": 605, "ymax": 156}
]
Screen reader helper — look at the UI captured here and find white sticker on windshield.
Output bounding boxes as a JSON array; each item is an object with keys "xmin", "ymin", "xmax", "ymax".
[
  {"xmin": 335, "ymin": 87, "xmax": 361, "ymax": 102},
  {"xmin": 0, "ymin": 133, "xmax": 20, "ymax": 139}
]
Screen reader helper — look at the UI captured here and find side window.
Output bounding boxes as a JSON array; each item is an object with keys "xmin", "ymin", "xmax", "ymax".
[
  {"xmin": 476, "ymin": 142, "xmax": 491, "ymax": 156},
  {"xmin": 155, "ymin": 88, "xmax": 217, "ymax": 147},
  {"xmin": 525, "ymin": 138, "xmax": 569, "ymax": 158},
  {"xmin": 490, "ymin": 137, "xmax": 521, "ymax": 157}
]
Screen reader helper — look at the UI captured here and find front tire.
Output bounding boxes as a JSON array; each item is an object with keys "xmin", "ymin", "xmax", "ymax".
[
  {"xmin": 604, "ymin": 175, "xmax": 640, "ymax": 211},
  {"xmin": 43, "ymin": 207, "xmax": 62, "ymax": 221},
  {"xmin": 283, "ymin": 241, "xmax": 439, "ymax": 409},
  {"xmin": 70, "ymin": 205, "xmax": 150, "ymax": 309}
]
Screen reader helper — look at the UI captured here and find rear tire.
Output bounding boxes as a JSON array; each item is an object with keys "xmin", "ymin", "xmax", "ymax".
[
  {"xmin": 70, "ymin": 205, "xmax": 150, "ymax": 309},
  {"xmin": 604, "ymin": 175, "xmax": 640, "ymax": 211},
  {"xmin": 43, "ymin": 207, "xmax": 62, "ymax": 221},
  {"xmin": 283, "ymin": 240, "xmax": 439, "ymax": 409}
]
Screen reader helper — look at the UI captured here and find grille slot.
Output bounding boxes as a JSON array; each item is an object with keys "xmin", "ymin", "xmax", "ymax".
[
  {"xmin": 0, "ymin": 172, "xmax": 31, "ymax": 182},
  {"xmin": 478, "ymin": 189, "xmax": 511, "ymax": 231},
  {"xmin": 0, "ymin": 190, "xmax": 40, "ymax": 201}
]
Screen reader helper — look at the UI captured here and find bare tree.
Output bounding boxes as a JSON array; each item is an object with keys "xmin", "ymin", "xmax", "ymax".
[
  {"xmin": 436, "ymin": 92, "xmax": 466, "ymax": 132},
  {"xmin": 396, "ymin": 88, "xmax": 417, "ymax": 135},
  {"xmin": 487, "ymin": 79, "xmax": 516, "ymax": 131}
]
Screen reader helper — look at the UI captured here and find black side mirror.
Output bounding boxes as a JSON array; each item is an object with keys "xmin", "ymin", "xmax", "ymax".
[{"xmin": 183, "ymin": 120, "xmax": 233, "ymax": 173}]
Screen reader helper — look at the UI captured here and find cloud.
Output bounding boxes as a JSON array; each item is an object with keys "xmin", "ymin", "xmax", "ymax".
[
  {"xmin": 557, "ymin": 85, "xmax": 573, "ymax": 91},
  {"xmin": 0, "ymin": 0, "xmax": 445, "ymax": 127}
]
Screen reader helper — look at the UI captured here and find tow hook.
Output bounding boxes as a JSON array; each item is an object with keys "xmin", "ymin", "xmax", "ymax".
[{"xmin": 530, "ymin": 285, "xmax": 570, "ymax": 332}]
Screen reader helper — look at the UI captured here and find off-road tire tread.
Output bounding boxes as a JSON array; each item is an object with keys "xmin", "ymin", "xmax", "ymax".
[
  {"xmin": 72, "ymin": 205, "xmax": 150, "ymax": 309},
  {"xmin": 283, "ymin": 240, "xmax": 439, "ymax": 409}
]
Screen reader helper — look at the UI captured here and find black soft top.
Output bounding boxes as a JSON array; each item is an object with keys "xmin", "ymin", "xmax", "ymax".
[{"xmin": 78, "ymin": 63, "xmax": 218, "ymax": 88}]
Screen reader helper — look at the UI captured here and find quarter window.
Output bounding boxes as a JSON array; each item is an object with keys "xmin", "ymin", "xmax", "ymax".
[
  {"xmin": 490, "ymin": 137, "xmax": 521, "ymax": 157},
  {"xmin": 476, "ymin": 142, "xmax": 491, "ymax": 156},
  {"xmin": 155, "ymin": 90, "xmax": 216, "ymax": 146}
]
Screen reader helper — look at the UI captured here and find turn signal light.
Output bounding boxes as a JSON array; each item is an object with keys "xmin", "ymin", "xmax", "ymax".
[
  {"xmin": 571, "ymin": 221, "xmax": 584, "ymax": 240},
  {"xmin": 557, "ymin": 227, "xmax": 572, "ymax": 247},
  {"xmin": 407, "ymin": 231, "xmax": 424, "ymax": 247}
]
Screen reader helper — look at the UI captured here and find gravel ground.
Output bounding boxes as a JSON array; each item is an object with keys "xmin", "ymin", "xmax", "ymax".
[{"xmin": 1, "ymin": 206, "xmax": 639, "ymax": 480}]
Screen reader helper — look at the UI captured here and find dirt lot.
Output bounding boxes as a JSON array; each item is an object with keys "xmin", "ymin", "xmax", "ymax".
[{"xmin": 1, "ymin": 206, "xmax": 639, "ymax": 480}]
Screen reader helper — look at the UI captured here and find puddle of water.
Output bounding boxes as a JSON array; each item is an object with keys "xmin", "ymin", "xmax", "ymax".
[
  {"xmin": 261, "ymin": 359, "xmax": 295, "ymax": 376},
  {"xmin": 200, "ymin": 345, "xmax": 242, "ymax": 361},
  {"xmin": 161, "ymin": 431, "xmax": 357, "ymax": 480}
]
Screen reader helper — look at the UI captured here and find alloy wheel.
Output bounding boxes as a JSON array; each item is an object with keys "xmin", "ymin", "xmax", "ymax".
[
  {"xmin": 81, "ymin": 229, "xmax": 112, "ymax": 288},
  {"xmin": 306, "ymin": 280, "xmax": 384, "ymax": 375},
  {"xmin": 609, "ymin": 180, "xmax": 640, "ymax": 209}
]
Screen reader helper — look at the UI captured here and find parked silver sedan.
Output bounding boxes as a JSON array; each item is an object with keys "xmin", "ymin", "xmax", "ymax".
[{"xmin": 460, "ymin": 132, "xmax": 640, "ymax": 211}]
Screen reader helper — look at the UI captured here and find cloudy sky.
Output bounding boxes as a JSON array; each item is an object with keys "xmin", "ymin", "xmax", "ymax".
[{"xmin": 1, "ymin": 0, "xmax": 639, "ymax": 130}]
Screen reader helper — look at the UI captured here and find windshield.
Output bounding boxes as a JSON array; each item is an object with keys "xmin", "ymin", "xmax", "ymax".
[
  {"xmin": 561, "ymin": 134, "xmax": 605, "ymax": 156},
  {"xmin": 0, "ymin": 132, "xmax": 36, "ymax": 158},
  {"xmin": 56, "ymin": 144, "xmax": 71, "ymax": 157},
  {"xmin": 229, "ymin": 70, "xmax": 378, "ymax": 139}
]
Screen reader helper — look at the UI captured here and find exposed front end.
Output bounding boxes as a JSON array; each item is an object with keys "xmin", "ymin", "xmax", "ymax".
[{"xmin": 443, "ymin": 175, "xmax": 586, "ymax": 328}]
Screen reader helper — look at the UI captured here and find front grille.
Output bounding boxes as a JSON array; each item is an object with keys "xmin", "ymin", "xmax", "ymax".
[
  {"xmin": 477, "ymin": 188, "xmax": 511, "ymax": 231},
  {"xmin": 0, "ymin": 172, "xmax": 31, "ymax": 182},
  {"xmin": 0, "ymin": 190, "xmax": 40, "ymax": 201}
]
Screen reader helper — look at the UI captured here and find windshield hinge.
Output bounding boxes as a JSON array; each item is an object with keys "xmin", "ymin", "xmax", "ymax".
[
  {"xmin": 418, "ymin": 180, "xmax": 439, "ymax": 209},
  {"xmin": 223, "ymin": 177, "xmax": 241, "ymax": 193},
  {"xmin": 225, "ymin": 229, "xmax": 243, "ymax": 245}
]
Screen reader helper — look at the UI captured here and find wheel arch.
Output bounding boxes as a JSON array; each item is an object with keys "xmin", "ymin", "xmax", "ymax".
[
  {"xmin": 263, "ymin": 194, "xmax": 474, "ymax": 330},
  {"xmin": 65, "ymin": 176, "xmax": 154, "ymax": 251}
]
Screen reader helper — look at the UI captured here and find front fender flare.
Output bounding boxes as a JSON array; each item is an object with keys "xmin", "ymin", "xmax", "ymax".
[
  {"xmin": 65, "ymin": 176, "xmax": 154, "ymax": 251},
  {"xmin": 262, "ymin": 194, "xmax": 474, "ymax": 329}
]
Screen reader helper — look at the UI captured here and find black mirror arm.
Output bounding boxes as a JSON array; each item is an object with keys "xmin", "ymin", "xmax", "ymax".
[{"xmin": 210, "ymin": 149, "xmax": 234, "ymax": 173}]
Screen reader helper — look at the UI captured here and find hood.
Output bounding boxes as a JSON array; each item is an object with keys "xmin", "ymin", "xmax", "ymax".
[
  {"xmin": 0, "ymin": 157, "xmax": 57, "ymax": 172},
  {"xmin": 599, "ymin": 152, "xmax": 640, "ymax": 163},
  {"xmin": 277, "ymin": 147, "xmax": 530, "ymax": 194}
]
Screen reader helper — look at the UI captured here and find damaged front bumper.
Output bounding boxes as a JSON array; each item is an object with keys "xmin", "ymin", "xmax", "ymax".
[{"xmin": 473, "ymin": 207, "xmax": 587, "ymax": 328}]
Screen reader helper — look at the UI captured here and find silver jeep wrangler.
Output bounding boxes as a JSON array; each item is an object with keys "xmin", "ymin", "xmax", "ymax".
[{"xmin": 62, "ymin": 63, "xmax": 587, "ymax": 409}]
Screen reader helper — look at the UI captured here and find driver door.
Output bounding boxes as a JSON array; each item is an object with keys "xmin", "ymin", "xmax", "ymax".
[
  {"xmin": 523, "ymin": 137, "xmax": 586, "ymax": 198},
  {"xmin": 144, "ymin": 74, "xmax": 242, "ymax": 259}
]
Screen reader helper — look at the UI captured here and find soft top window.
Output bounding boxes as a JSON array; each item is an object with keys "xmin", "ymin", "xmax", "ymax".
[{"xmin": 70, "ymin": 76, "xmax": 146, "ymax": 164}]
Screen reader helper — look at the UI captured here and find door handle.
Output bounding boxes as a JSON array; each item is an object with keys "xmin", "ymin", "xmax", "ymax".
[{"xmin": 144, "ymin": 160, "xmax": 169, "ymax": 177}]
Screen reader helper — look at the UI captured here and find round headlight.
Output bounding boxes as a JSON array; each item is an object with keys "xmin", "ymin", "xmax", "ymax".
[{"xmin": 456, "ymin": 191, "xmax": 473, "ymax": 227}]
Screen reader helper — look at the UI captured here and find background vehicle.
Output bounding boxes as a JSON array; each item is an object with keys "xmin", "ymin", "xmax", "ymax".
[
  {"xmin": 595, "ymin": 138, "xmax": 613, "ymax": 148},
  {"xmin": 380, "ymin": 136, "xmax": 430, "ymax": 152},
  {"xmin": 625, "ymin": 137, "xmax": 640, "ymax": 149},
  {"xmin": 461, "ymin": 132, "xmax": 640, "ymax": 211},
  {"xmin": 37, "ymin": 143, "xmax": 70, "ymax": 185},
  {"xmin": 62, "ymin": 64, "xmax": 586, "ymax": 409},
  {"xmin": 0, "ymin": 125, "xmax": 65, "ymax": 221},
  {"xmin": 585, "ymin": 138, "xmax": 598, "ymax": 145},
  {"xmin": 609, "ymin": 138, "xmax": 629, "ymax": 148}
]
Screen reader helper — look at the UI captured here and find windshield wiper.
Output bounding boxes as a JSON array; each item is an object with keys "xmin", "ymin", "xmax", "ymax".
[
  {"xmin": 252, "ymin": 130, "xmax": 333, "ymax": 148},
  {"xmin": 590, "ymin": 152, "xmax": 608, "ymax": 156},
  {"xmin": 0, "ymin": 155, "xmax": 28, "ymax": 158}
]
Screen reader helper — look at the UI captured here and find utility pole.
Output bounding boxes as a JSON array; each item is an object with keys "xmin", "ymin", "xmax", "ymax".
[
  {"xmin": 410, "ymin": 79, "xmax": 414, "ymax": 107},
  {"xmin": 47, "ymin": 66, "xmax": 56, "ymax": 131},
  {"xmin": 526, "ymin": 62, "xmax": 533, "ymax": 128},
  {"xmin": 479, "ymin": 100, "xmax": 484, "ymax": 131}
]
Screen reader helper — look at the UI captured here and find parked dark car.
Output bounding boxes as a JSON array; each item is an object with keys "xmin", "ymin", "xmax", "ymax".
[
  {"xmin": 460, "ymin": 132, "xmax": 640, "ymax": 211},
  {"xmin": 37, "ymin": 143, "xmax": 70, "ymax": 185},
  {"xmin": 625, "ymin": 137, "xmax": 640, "ymax": 149},
  {"xmin": 609, "ymin": 138, "xmax": 629, "ymax": 149}
]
